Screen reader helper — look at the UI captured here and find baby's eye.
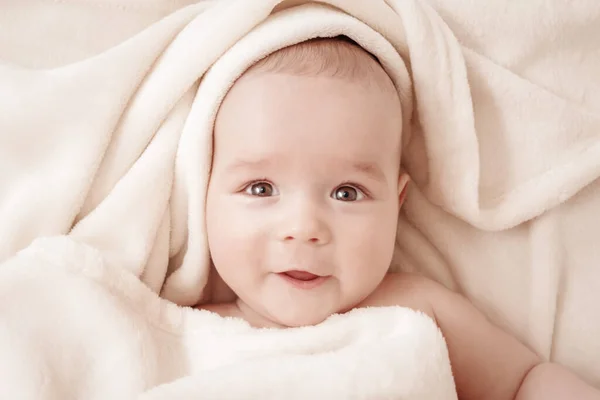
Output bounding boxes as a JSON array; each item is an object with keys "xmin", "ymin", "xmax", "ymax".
[
  {"xmin": 332, "ymin": 185, "xmax": 365, "ymax": 202},
  {"xmin": 244, "ymin": 182, "xmax": 278, "ymax": 197}
]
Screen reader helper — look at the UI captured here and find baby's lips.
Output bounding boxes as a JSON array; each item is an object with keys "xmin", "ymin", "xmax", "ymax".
[{"xmin": 281, "ymin": 270, "xmax": 319, "ymax": 281}]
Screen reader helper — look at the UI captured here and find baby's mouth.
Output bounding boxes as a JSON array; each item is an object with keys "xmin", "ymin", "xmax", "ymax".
[
  {"xmin": 277, "ymin": 270, "xmax": 330, "ymax": 289},
  {"xmin": 281, "ymin": 270, "xmax": 319, "ymax": 281}
]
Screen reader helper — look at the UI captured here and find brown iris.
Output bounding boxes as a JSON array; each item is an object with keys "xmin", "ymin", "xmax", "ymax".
[
  {"xmin": 250, "ymin": 182, "xmax": 274, "ymax": 197},
  {"xmin": 333, "ymin": 186, "xmax": 358, "ymax": 201}
]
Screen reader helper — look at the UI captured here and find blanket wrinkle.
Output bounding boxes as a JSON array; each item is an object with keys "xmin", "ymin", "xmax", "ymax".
[
  {"xmin": 2, "ymin": 0, "xmax": 600, "ymax": 394},
  {"xmin": 0, "ymin": 236, "xmax": 456, "ymax": 399}
]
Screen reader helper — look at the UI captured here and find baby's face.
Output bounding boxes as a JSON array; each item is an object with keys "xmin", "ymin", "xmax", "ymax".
[{"xmin": 206, "ymin": 71, "xmax": 405, "ymax": 327}]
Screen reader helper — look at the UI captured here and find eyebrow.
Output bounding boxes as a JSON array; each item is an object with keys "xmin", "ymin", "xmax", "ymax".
[
  {"xmin": 224, "ymin": 158, "xmax": 273, "ymax": 174},
  {"xmin": 224, "ymin": 158, "xmax": 386, "ymax": 183},
  {"xmin": 348, "ymin": 161, "xmax": 386, "ymax": 183}
]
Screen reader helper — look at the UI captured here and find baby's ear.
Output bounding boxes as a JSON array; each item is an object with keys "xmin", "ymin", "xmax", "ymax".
[{"xmin": 398, "ymin": 171, "xmax": 410, "ymax": 207}]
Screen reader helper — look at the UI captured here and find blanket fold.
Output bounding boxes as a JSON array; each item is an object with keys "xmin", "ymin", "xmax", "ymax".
[
  {"xmin": 1, "ymin": 0, "xmax": 600, "ymax": 394},
  {"xmin": 0, "ymin": 237, "xmax": 455, "ymax": 399}
]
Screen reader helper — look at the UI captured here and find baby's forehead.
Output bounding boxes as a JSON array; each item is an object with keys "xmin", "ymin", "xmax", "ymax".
[
  {"xmin": 213, "ymin": 37, "xmax": 402, "ymax": 165},
  {"xmin": 215, "ymin": 76, "xmax": 402, "ymax": 171}
]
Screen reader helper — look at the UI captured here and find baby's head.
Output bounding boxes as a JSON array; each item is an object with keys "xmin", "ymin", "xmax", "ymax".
[{"xmin": 206, "ymin": 37, "xmax": 408, "ymax": 328}]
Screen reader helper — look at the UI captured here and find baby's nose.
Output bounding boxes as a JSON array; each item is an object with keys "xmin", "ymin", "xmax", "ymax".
[
  {"xmin": 279, "ymin": 206, "xmax": 331, "ymax": 245},
  {"xmin": 283, "ymin": 234, "xmax": 323, "ymax": 244}
]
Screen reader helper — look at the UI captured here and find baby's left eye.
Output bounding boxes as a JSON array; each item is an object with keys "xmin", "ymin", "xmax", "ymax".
[{"xmin": 332, "ymin": 185, "xmax": 365, "ymax": 202}]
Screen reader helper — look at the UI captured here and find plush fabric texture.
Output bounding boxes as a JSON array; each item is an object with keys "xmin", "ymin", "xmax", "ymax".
[
  {"xmin": 0, "ymin": 237, "xmax": 456, "ymax": 399},
  {"xmin": 1, "ymin": 0, "xmax": 600, "ymax": 394}
]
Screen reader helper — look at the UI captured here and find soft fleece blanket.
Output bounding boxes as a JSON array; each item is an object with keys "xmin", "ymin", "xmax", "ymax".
[
  {"xmin": 0, "ymin": 237, "xmax": 455, "ymax": 399},
  {"xmin": 1, "ymin": 0, "xmax": 600, "ymax": 395},
  {"xmin": 0, "ymin": 0, "xmax": 459, "ymax": 397}
]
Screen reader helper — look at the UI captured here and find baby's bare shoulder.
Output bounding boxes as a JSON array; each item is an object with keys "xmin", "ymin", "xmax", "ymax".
[
  {"xmin": 364, "ymin": 273, "xmax": 542, "ymax": 400},
  {"xmin": 358, "ymin": 272, "xmax": 438, "ymax": 323}
]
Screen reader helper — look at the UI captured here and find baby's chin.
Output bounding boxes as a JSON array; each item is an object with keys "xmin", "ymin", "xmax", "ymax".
[
  {"xmin": 278, "ymin": 315, "xmax": 327, "ymax": 328},
  {"xmin": 266, "ymin": 304, "xmax": 340, "ymax": 329}
]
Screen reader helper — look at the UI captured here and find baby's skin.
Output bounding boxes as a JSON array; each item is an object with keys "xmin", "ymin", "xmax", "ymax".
[{"xmin": 199, "ymin": 38, "xmax": 600, "ymax": 400}]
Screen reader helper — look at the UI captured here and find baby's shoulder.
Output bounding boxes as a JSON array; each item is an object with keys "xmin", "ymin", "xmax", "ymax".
[{"xmin": 358, "ymin": 272, "xmax": 441, "ymax": 324}]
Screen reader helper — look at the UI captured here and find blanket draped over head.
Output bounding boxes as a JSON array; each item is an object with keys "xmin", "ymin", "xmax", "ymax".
[{"xmin": 1, "ymin": 0, "xmax": 599, "ymax": 397}]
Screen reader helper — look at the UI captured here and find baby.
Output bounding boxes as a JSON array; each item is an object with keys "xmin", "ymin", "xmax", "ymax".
[{"xmin": 200, "ymin": 37, "xmax": 600, "ymax": 399}]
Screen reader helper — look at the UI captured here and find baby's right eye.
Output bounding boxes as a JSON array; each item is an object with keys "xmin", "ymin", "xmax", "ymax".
[{"xmin": 244, "ymin": 182, "xmax": 278, "ymax": 197}]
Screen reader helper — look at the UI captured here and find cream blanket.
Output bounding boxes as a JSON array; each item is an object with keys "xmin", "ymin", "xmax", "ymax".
[
  {"xmin": 0, "ymin": 237, "xmax": 455, "ymax": 399},
  {"xmin": 1, "ymin": 0, "xmax": 600, "ymax": 395}
]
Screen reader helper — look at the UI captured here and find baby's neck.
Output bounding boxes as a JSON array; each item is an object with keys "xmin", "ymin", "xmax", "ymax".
[
  {"xmin": 198, "ymin": 299, "xmax": 285, "ymax": 329},
  {"xmin": 234, "ymin": 298, "xmax": 287, "ymax": 329}
]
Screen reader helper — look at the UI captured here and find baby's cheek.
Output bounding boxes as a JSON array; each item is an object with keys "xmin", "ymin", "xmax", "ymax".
[
  {"xmin": 209, "ymin": 209, "xmax": 267, "ymax": 271},
  {"xmin": 340, "ymin": 217, "xmax": 396, "ymax": 275}
]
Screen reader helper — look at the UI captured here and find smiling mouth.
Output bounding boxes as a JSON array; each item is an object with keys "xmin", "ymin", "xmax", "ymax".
[
  {"xmin": 282, "ymin": 270, "xmax": 320, "ymax": 281},
  {"xmin": 277, "ymin": 270, "xmax": 330, "ymax": 289}
]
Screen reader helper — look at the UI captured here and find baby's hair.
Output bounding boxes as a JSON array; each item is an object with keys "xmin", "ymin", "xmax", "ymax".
[{"xmin": 246, "ymin": 36, "xmax": 397, "ymax": 94}]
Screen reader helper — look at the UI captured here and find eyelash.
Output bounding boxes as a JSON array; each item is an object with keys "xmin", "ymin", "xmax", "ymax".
[
  {"xmin": 241, "ymin": 178, "xmax": 271, "ymax": 188},
  {"xmin": 239, "ymin": 178, "xmax": 272, "ymax": 193},
  {"xmin": 239, "ymin": 179, "xmax": 370, "ymax": 199},
  {"xmin": 337, "ymin": 181, "xmax": 371, "ymax": 198}
]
